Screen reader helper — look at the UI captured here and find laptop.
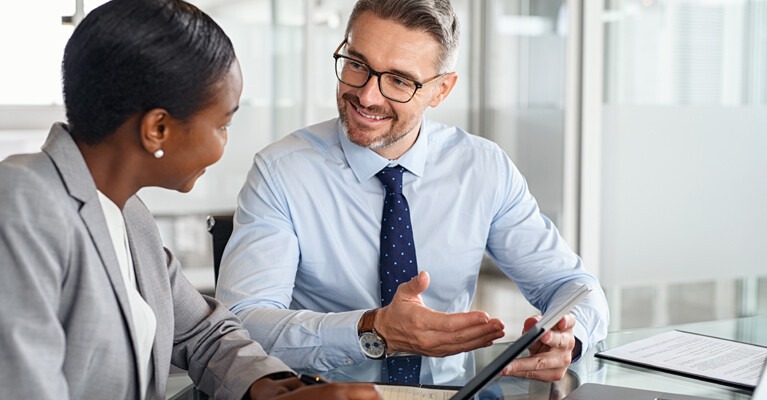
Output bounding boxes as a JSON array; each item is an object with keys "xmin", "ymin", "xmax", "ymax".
[{"xmin": 446, "ymin": 285, "xmax": 591, "ymax": 400}]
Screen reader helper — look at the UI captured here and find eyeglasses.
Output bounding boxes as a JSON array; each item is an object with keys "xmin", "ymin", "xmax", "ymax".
[{"xmin": 333, "ymin": 39, "xmax": 444, "ymax": 103}]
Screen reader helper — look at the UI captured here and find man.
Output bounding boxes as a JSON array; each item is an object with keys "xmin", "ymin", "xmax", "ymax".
[{"xmin": 217, "ymin": 0, "xmax": 608, "ymax": 385}]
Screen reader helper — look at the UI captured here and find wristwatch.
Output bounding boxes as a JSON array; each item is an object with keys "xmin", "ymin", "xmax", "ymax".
[{"xmin": 358, "ymin": 309, "xmax": 386, "ymax": 359}]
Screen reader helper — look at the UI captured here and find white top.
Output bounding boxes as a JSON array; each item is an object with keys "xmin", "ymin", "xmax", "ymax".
[{"xmin": 97, "ymin": 191, "xmax": 157, "ymax": 400}]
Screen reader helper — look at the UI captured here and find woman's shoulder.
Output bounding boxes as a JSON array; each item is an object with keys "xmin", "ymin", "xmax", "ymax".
[
  {"xmin": 123, "ymin": 195, "xmax": 160, "ymax": 235},
  {"xmin": 0, "ymin": 152, "xmax": 64, "ymax": 206},
  {"xmin": 0, "ymin": 152, "xmax": 77, "ymax": 260}
]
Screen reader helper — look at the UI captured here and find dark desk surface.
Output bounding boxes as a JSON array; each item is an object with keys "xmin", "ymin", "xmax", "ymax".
[{"xmin": 168, "ymin": 315, "xmax": 767, "ymax": 399}]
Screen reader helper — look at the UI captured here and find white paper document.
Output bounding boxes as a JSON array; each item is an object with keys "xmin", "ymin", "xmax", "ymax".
[
  {"xmin": 752, "ymin": 361, "xmax": 767, "ymax": 399},
  {"xmin": 375, "ymin": 384, "xmax": 458, "ymax": 400},
  {"xmin": 597, "ymin": 330, "xmax": 767, "ymax": 389}
]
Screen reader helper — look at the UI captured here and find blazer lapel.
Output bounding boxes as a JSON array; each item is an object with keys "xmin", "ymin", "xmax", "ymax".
[
  {"xmin": 41, "ymin": 123, "xmax": 141, "ymax": 371},
  {"xmin": 125, "ymin": 220, "xmax": 161, "ymax": 392},
  {"xmin": 124, "ymin": 197, "xmax": 173, "ymax": 396},
  {"xmin": 79, "ymin": 200, "xmax": 138, "ymax": 339}
]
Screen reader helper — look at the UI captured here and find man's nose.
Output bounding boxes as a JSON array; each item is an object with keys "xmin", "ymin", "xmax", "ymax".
[{"xmin": 356, "ymin": 74, "xmax": 386, "ymax": 108}]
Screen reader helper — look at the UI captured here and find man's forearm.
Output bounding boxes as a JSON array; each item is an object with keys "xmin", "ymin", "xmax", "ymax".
[{"xmin": 235, "ymin": 307, "xmax": 368, "ymax": 370}]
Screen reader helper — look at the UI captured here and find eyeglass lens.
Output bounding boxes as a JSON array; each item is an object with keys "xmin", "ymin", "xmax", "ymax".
[{"xmin": 336, "ymin": 57, "xmax": 416, "ymax": 102}]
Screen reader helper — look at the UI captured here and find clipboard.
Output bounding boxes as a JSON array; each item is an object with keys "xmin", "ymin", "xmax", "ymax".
[{"xmin": 595, "ymin": 330, "xmax": 767, "ymax": 390}]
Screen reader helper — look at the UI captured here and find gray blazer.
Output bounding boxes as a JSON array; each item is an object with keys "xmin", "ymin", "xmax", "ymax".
[{"xmin": 0, "ymin": 123, "xmax": 292, "ymax": 399}]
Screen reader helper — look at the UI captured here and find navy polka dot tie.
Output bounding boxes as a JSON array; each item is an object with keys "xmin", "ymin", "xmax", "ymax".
[{"xmin": 376, "ymin": 166, "xmax": 421, "ymax": 384}]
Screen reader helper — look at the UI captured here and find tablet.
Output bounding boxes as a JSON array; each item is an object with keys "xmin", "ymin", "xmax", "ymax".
[{"xmin": 449, "ymin": 285, "xmax": 592, "ymax": 400}]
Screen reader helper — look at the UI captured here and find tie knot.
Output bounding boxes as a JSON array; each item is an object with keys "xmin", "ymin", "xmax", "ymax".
[{"xmin": 376, "ymin": 166, "xmax": 405, "ymax": 195}]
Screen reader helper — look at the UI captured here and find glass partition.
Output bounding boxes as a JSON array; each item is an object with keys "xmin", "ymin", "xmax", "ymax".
[
  {"xmin": 599, "ymin": 0, "xmax": 767, "ymax": 328},
  {"xmin": 482, "ymin": 0, "xmax": 569, "ymax": 227}
]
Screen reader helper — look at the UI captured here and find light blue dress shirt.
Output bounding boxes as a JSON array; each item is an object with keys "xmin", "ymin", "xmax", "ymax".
[{"xmin": 216, "ymin": 118, "xmax": 609, "ymax": 384}]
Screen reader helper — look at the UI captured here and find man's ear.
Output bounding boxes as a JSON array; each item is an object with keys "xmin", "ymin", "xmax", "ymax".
[
  {"xmin": 139, "ymin": 108, "xmax": 171, "ymax": 155},
  {"xmin": 428, "ymin": 72, "xmax": 458, "ymax": 108}
]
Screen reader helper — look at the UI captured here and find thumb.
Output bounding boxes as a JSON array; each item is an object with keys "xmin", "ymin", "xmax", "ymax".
[{"xmin": 395, "ymin": 270, "xmax": 430, "ymax": 299}]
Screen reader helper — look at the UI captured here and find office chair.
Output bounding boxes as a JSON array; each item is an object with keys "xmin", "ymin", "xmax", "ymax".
[{"xmin": 206, "ymin": 214, "xmax": 234, "ymax": 286}]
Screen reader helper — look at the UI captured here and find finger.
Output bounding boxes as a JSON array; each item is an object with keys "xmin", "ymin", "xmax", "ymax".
[
  {"xmin": 527, "ymin": 340, "xmax": 546, "ymax": 355},
  {"xmin": 541, "ymin": 323, "xmax": 575, "ymax": 349},
  {"xmin": 509, "ymin": 349, "xmax": 572, "ymax": 372},
  {"xmin": 393, "ymin": 270, "xmax": 430, "ymax": 300},
  {"xmin": 431, "ymin": 311, "xmax": 499, "ymax": 332},
  {"xmin": 502, "ymin": 366, "xmax": 569, "ymax": 382},
  {"xmin": 404, "ymin": 307, "xmax": 495, "ymax": 335},
  {"xmin": 501, "ymin": 352, "xmax": 571, "ymax": 378},
  {"xmin": 429, "ymin": 315, "xmax": 503, "ymax": 343},
  {"xmin": 521, "ymin": 315, "xmax": 541, "ymax": 334},
  {"xmin": 385, "ymin": 310, "xmax": 504, "ymax": 356},
  {"xmin": 426, "ymin": 330, "xmax": 502, "ymax": 356},
  {"xmin": 556, "ymin": 313, "xmax": 576, "ymax": 330},
  {"xmin": 545, "ymin": 328, "xmax": 576, "ymax": 350},
  {"xmin": 430, "ymin": 322, "xmax": 506, "ymax": 352},
  {"xmin": 274, "ymin": 377, "xmax": 305, "ymax": 390},
  {"xmin": 403, "ymin": 318, "xmax": 505, "ymax": 356},
  {"xmin": 249, "ymin": 378, "xmax": 300, "ymax": 400}
]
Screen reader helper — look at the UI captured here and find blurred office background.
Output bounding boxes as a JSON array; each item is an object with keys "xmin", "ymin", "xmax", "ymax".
[{"xmin": 1, "ymin": 0, "xmax": 766, "ymax": 335}]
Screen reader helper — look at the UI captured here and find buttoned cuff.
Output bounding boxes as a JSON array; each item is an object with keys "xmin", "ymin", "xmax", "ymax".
[
  {"xmin": 319, "ymin": 309, "xmax": 369, "ymax": 367},
  {"xmin": 571, "ymin": 321, "xmax": 589, "ymax": 362}
]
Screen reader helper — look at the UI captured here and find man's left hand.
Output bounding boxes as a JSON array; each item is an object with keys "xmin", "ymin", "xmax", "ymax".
[{"xmin": 500, "ymin": 313, "xmax": 577, "ymax": 382}]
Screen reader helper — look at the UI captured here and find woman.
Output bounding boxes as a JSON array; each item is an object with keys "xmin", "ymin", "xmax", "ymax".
[{"xmin": 0, "ymin": 1, "xmax": 380, "ymax": 399}]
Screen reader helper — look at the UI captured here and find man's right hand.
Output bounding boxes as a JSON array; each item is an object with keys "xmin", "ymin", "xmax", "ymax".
[
  {"xmin": 248, "ymin": 377, "xmax": 382, "ymax": 400},
  {"xmin": 375, "ymin": 270, "xmax": 505, "ymax": 357}
]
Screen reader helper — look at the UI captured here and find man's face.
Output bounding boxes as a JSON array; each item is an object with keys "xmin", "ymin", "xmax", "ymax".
[{"xmin": 336, "ymin": 11, "xmax": 445, "ymax": 159}]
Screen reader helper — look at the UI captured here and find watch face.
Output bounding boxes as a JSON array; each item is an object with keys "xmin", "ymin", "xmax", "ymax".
[{"xmin": 359, "ymin": 332, "xmax": 386, "ymax": 359}]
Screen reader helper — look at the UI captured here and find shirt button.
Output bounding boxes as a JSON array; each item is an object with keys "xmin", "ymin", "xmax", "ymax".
[{"xmin": 345, "ymin": 359, "xmax": 354, "ymax": 365}]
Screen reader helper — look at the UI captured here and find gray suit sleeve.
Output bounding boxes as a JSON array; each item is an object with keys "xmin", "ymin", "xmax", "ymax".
[
  {"xmin": 0, "ymin": 164, "xmax": 71, "ymax": 399},
  {"xmin": 166, "ymin": 247, "xmax": 294, "ymax": 399}
]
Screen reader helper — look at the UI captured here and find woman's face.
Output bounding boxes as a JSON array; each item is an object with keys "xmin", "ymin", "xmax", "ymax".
[{"xmin": 162, "ymin": 58, "xmax": 243, "ymax": 193}]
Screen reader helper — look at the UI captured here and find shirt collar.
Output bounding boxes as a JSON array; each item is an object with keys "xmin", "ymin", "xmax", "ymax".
[{"xmin": 338, "ymin": 117, "xmax": 428, "ymax": 183}]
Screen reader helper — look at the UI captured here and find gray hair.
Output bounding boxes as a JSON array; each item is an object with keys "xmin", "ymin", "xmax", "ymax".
[{"xmin": 345, "ymin": 0, "xmax": 460, "ymax": 74}]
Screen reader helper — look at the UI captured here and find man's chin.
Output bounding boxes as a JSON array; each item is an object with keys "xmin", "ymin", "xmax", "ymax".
[
  {"xmin": 340, "ymin": 110, "xmax": 402, "ymax": 149},
  {"xmin": 346, "ymin": 129, "xmax": 381, "ymax": 149},
  {"xmin": 346, "ymin": 129, "xmax": 402, "ymax": 150}
]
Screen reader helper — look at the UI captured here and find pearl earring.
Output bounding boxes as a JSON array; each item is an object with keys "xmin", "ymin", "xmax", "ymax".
[{"xmin": 154, "ymin": 149, "xmax": 164, "ymax": 159}]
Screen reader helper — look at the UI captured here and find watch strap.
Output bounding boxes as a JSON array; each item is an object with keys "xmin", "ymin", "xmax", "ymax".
[{"xmin": 359, "ymin": 308, "xmax": 378, "ymax": 335}]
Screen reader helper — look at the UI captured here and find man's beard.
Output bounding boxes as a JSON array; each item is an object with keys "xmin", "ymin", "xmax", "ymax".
[{"xmin": 337, "ymin": 92, "xmax": 416, "ymax": 149}]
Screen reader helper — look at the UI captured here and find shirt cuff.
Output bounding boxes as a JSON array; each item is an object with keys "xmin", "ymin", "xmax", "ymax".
[
  {"xmin": 571, "ymin": 321, "xmax": 589, "ymax": 362},
  {"xmin": 319, "ymin": 309, "xmax": 369, "ymax": 367}
]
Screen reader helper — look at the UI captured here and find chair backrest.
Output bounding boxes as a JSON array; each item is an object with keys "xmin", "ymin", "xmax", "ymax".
[{"xmin": 206, "ymin": 214, "xmax": 234, "ymax": 286}]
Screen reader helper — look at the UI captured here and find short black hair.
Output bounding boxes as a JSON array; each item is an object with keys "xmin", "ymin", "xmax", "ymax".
[{"xmin": 62, "ymin": 0, "xmax": 235, "ymax": 145}]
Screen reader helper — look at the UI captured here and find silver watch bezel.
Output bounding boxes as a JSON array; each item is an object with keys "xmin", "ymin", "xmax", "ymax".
[{"xmin": 359, "ymin": 330, "xmax": 386, "ymax": 359}]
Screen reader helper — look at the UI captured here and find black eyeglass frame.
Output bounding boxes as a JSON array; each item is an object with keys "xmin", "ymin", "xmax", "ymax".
[{"xmin": 332, "ymin": 39, "xmax": 445, "ymax": 103}]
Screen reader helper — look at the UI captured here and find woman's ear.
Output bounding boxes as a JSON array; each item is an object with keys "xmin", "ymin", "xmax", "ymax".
[
  {"xmin": 140, "ymin": 108, "xmax": 170, "ymax": 157},
  {"xmin": 428, "ymin": 72, "xmax": 458, "ymax": 108}
]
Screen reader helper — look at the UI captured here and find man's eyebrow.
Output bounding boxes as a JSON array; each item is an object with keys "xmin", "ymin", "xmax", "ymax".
[
  {"xmin": 226, "ymin": 105, "xmax": 240, "ymax": 116},
  {"xmin": 346, "ymin": 48, "xmax": 421, "ymax": 82},
  {"xmin": 387, "ymin": 68, "xmax": 420, "ymax": 82},
  {"xmin": 347, "ymin": 48, "xmax": 368, "ymax": 63}
]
